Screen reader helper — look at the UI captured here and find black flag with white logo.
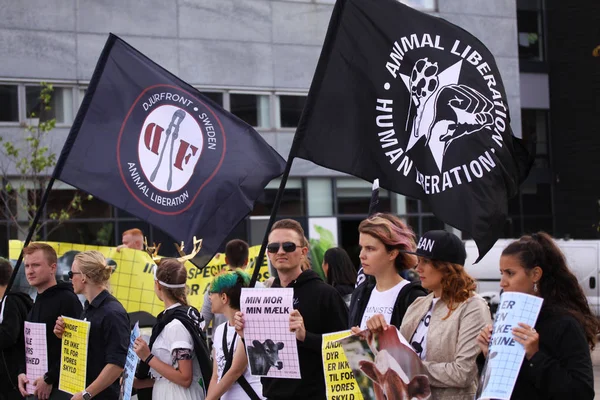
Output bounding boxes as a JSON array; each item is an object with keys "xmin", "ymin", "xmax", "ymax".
[
  {"xmin": 57, "ymin": 34, "xmax": 286, "ymax": 264},
  {"xmin": 294, "ymin": 0, "xmax": 532, "ymax": 261}
]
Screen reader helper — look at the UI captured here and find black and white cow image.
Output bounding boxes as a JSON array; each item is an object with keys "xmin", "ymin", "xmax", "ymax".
[{"xmin": 247, "ymin": 339, "xmax": 285, "ymax": 375}]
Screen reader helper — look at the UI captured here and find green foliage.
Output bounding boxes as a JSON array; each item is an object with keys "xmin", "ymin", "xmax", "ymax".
[
  {"xmin": 309, "ymin": 225, "xmax": 336, "ymax": 281},
  {"xmin": 96, "ymin": 223, "xmax": 114, "ymax": 246},
  {"xmin": 0, "ymin": 82, "xmax": 89, "ymax": 239}
]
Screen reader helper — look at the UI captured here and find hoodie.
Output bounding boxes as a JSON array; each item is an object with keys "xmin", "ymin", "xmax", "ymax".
[
  {"xmin": 0, "ymin": 291, "xmax": 33, "ymax": 393},
  {"xmin": 21, "ymin": 282, "xmax": 83, "ymax": 386},
  {"xmin": 262, "ymin": 269, "xmax": 348, "ymax": 400}
]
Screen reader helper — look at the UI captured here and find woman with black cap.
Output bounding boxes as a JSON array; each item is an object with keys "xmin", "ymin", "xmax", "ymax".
[{"xmin": 399, "ymin": 230, "xmax": 491, "ymax": 400}]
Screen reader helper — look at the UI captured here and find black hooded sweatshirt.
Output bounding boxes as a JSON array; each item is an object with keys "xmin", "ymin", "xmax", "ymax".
[
  {"xmin": 263, "ymin": 269, "xmax": 348, "ymax": 400},
  {"xmin": 20, "ymin": 282, "xmax": 83, "ymax": 386},
  {"xmin": 0, "ymin": 291, "xmax": 33, "ymax": 393}
]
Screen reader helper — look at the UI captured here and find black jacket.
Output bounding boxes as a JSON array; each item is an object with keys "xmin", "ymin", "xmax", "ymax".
[
  {"xmin": 21, "ymin": 282, "xmax": 83, "ymax": 385},
  {"xmin": 510, "ymin": 304, "xmax": 594, "ymax": 399},
  {"xmin": 348, "ymin": 276, "xmax": 427, "ymax": 329},
  {"xmin": 0, "ymin": 291, "xmax": 33, "ymax": 392},
  {"xmin": 263, "ymin": 270, "xmax": 348, "ymax": 400}
]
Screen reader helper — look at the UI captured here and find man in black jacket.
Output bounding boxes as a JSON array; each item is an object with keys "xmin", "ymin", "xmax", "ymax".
[
  {"xmin": 16, "ymin": 243, "xmax": 82, "ymax": 400},
  {"xmin": 0, "ymin": 257, "xmax": 33, "ymax": 400},
  {"xmin": 235, "ymin": 219, "xmax": 348, "ymax": 400}
]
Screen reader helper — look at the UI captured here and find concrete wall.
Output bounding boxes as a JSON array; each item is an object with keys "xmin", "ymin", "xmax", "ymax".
[{"xmin": 0, "ymin": 0, "xmax": 520, "ymax": 175}]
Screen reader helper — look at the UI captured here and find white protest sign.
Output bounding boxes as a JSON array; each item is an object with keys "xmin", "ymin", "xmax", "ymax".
[
  {"xmin": 477, "ymin": 292, "xmax": 543, "ymax": 400},
  {"xmin": 241, "ymin": 288, "xmax": 301, "ymax": 379},
  {"xmin": 120, "ymin": 322, "xmax": 140, "ymax": 400},
  {"xmin": 24, "ymin": 321, "xmax": 48, "ymax": 394}
]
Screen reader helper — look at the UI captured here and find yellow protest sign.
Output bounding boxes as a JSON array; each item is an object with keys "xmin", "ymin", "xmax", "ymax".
[
  {"xmin": 322, "ymin": 330, "xmax": 364, "ymax": 400},
  {"xmin": 59, "ymin": 317, "xmax": 91, "ymax": 395},
  {"xmin": 10, "ymin": 240, "xmax": 269, "ymax": 316}
]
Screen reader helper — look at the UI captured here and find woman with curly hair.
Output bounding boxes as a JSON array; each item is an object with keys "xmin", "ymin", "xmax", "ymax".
[
  {"xmin": 400, "ymin": 230, "xmax": 491, "ymax": 400},
  {"xmin": 477, "ymin": 232, "xmax": 598, "ymax": 399},
  {"xmin": 349, "ymin": 213, "xmax": 427, "ymax": 332}
]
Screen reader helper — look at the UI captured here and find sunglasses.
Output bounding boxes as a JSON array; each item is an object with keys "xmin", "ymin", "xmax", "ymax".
[
  {"xmin": 267, "ymin": 242, "xmax": 299, "ymax": 254},
  {"xmin": 68, "ymin": 271, "xmax": 83, "ymax": 279}
]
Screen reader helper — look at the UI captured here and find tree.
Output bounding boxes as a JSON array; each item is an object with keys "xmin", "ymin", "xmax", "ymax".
[{"xmin": 0, "ymin": 82, "xmax": 89, "ymax": 240}]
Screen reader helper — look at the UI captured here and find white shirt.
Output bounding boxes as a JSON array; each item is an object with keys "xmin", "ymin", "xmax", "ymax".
[
  {"xmin": 360, "ymin": 280, "xmax": 410, "ymax": 329},
  {"xmin": 213, "ymin": 322, "xmax": 264, "ymax": 400},
  {"xmin": 410, "ymin": 297, "xmax": 440, "ymax": 360}
]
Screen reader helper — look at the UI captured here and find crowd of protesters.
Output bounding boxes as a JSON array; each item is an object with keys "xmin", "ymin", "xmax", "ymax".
[{"xmin": 0, "ymin": 214, "xmax": 597, "ymax": 400}]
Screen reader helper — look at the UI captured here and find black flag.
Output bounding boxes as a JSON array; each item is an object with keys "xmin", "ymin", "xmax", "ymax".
[
  {"xmin": 295, "ymin": 0, "xmax": 532, "ymax": 261},
  {"xmin": 56, "ymin": 34, "xmax": 286, "ymax": 263}
]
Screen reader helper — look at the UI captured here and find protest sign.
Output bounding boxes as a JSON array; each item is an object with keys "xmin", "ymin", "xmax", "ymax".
[
  {"xmin": 322, "ymin": 330, "xmax": 363, "ymax": 400},
  {"xmin": 9, "ymin": 240, "xmax": 269, "ymax": 315},
  {"xmin": 339, "ymin": 326, "xmax": 431, "ymax": 400},
  {"xmin": 120, "ymin": 322, "xmax": 140, "ymax": 400},
  {"xmin": 477, "ymin": 292, "xmax": 543, "ymax": 400},
  {"xmin": 240, "ymin": 287, "xmax": 301, "ymax": 379},
  {"xmin": 24, "ymin": 321, "xmax": 48, "ymax": 394},
  {"xmin": 59, "ymin": 317, "xmax": 91, "ymax": 395}
]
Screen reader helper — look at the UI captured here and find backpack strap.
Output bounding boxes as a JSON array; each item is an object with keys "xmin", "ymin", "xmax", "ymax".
[{"xmin": 221, "ymin": 324, "xmax": 261, "ymax": 400}]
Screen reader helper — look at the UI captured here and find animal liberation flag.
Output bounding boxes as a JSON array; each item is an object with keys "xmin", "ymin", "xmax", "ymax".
[
  {"xmin": 294, "ymin": 0, "xmax": 532, "ymax": 261},
  {"xmin": 55, "ymin": 34, "xmax": 286, "ymax": 263}
]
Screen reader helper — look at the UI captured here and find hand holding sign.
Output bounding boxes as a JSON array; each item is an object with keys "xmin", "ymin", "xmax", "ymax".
[
  {"xmin": 54, "ymin": 316, "xmax": 65, "ymax": 339},
  {"xmin": 477, "ymin": 324, "xmax": 493, "ymax": 357},
  {"xmin": 289, "ymin": 310, "xmax": 306, "ymax": 342},
  {"xmin": 512, "ymin": 323, "xmax": 539, "ymax": 359}
]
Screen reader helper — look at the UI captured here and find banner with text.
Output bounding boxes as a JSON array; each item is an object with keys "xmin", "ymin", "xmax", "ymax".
[
  {"xmin": 120, "ymin": 322, "xmax": 140, "ymax": 400},
  {"xmin": 59, "ymin": 317, "xmax": 91, "ymax": 395},
  {"xmin": 240, "ymin": 288, "xmax": 301, "ymax": 379},
  {"xmin": 477, "ymin": 292, "xmax": 543, "ymax": 400},
  {"xmin": 10, "ymin": 240, "xmax": 269, "ymax": 316},
  {"xmin": 24, "ymin": 321, "xmax": 48, "ymax": 394},
  {"xmin": 322, "ymin": 330, "xmax": 363, "ymax": 400}
]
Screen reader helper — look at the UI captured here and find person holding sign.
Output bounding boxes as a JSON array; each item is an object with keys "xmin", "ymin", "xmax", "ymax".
[
  {"xmin": 132, "ymin": 258, "xmax": 212, "ymax": 400},
  {"xmin": 0, "ymin": 258, "xmax": 33, "ymax": 400},
  {"xmin": 234, "ymin": 219, "xmax": 348, "ymax": 400},
  {"xmin": 349, "ymin": 213, "xmax": 427, "ymax": 331},
  {"xmin": 477, "ymin": 232, "xmax": 599, "ymax": 399},
  {"xmin": 395, "ymin": 230, "xmax": 491, "ymax": 400},
  {"xmin": 206, "ymin": 270, "xmax": 263, "ymax": 400},
  {"xmin": 54, "ymin": 251, "xmax": 130, "ymax": 400},
  {"xmin": 17, "ymin": 243, "xmax": 82, "ymax": 400}
]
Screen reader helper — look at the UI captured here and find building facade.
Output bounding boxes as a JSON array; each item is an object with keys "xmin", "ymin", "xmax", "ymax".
[{"xmin": 0, "ymin": 0, "xmax": 539, "ymax": 260}]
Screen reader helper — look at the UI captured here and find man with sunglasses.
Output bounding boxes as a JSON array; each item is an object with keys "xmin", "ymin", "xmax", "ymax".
[
  {"xmin": 235, "ymin": 219, "xmax": 348, "ymax": 400},
  {"xmin": 17, "ymin": 243, "xmax": 82, "ymax": 400}
]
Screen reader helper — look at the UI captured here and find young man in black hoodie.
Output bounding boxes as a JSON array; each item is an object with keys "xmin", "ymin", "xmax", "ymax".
[
  {"xmin": 0, "ymin": 257, "xmax": 33, "ymax": 400},
  {"xmin": 16, "ymin": 243, "xmax": 82, "ymax": 400},
  {"xmin": 235, "ymin": 219, "xmax": 348, "ymax": 400}
]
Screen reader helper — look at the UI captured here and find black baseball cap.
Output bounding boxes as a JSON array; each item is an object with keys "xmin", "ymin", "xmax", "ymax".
[{"xmin": 407, "ymin": 230, "xmax": 466, "ymax": 265}]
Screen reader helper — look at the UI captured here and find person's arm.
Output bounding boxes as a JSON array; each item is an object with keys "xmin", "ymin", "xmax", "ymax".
[
  {"xmin": 201, "ymin": 291, "xmax": 214, "ymax": 331},
  {"xmin": 519, "ymin": 317, "xmax": 594, "ymax": 399},
  {"xmin": 206, "ymin": 338, "xmax": 248, "ymax": 400},
  {"xmin": 81, "ymin": 364, "xmax": 124, "ymax": 398},
  {"xmin": 206, "ymin": 350, "xmax": 219, "ymax": 398},
  {"xmin": 147, "ymin": 353, "xmax": 194, "ymax": 388},
  {"xmin": 0, "ymin": 297, "xmax": 22, "ymax": 349},
  {"xmin": 298, "ymin": 289, "xmax": 349, "ymax": 353},
  {"xmin": 422, "ymin": 298, "xmax": 491, "ymax": 388}
]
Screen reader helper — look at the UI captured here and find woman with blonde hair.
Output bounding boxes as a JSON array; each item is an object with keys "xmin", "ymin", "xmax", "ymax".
[
  {"xmin": 400, "ymin": 230, "xmax": 491, "ymax": 400},
  {"xmin": 132, "ymin": 259, "xmax": 212, "ymax": 400},
  {"xmin": 477, "ymin": 232, "xmax": 598, "ymax": 399},
  {"xmin": 349, "ymin": 213, "xmax": 427, "ymax": 331},
  {"xmin": 54, "ymin": 250, "xmax": 130, "ymax": 400}
]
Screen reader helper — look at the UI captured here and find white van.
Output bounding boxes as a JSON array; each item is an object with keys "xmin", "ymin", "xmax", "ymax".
[{"xmin": 463, "ymin": 239, "xmax": 600, "ymax": 317}]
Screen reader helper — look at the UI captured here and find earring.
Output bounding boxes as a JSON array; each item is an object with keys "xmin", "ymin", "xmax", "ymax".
[{"xmin": 533, "ymin": 282, "xmax": 538, "ymax": 293}]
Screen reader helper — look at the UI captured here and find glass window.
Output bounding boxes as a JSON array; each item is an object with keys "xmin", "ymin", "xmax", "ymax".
[
  {"xmin": 200, "ymin": 91, "xmax": 224, "ymax": 107},
  {"xmin": 252, "ymin": 178, "xmax": 304, "ymax": 216},
  {"xmin": 26, "ymin": 86, "xmax": 74, "ymax": 124},
  {"xmin": 78, "ymin": 88, "xmax": 87, "ymax": 108},
  {"xmin": 517, "ymin": 0, "xmax": 543, "ymax": 61},
  {"xmin": 0, "ymin": 85, "xmax": 19, "ymax": 122},
  {"xmin": 278, "ymin": 95, "xmax": 306, "ymax": 128},
  {"xmin": 400, "ymin": 0, "xmax": 437, "ymax": 11},
  {"xmin": 46, "ymin": 189, "xmax": 112, "ymax": 219},
  {"xmin": 230, "ymin": 94, "xmax": 270, "ymax": 128},
  {"xmin": 46, "ymin": 222, "xmax": 112, "ymax": 246},
  {"xmin": 336, "ymin": 179, "xmax": 391, "ymax": 214},
  {"xmin": 521, "ymin": 109, "xmax": 548, "ymax": 158},
  {"xmin": 307, "ymin": 178, "xmax": 333, "ymax": 216}
]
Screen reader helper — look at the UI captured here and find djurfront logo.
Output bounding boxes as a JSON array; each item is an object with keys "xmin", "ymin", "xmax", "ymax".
[
  {"xmin": 375, "ymin": 33, "xmax": 509, "ymax": 195},
  {"xmin": 118, "ymin": 85, "xmax": 225, "ymax": 214}
]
